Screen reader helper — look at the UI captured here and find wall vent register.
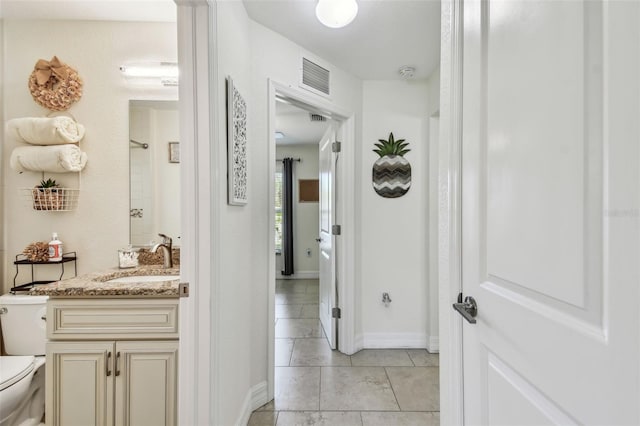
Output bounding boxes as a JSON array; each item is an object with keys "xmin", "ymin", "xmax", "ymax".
[{"xmin": 301, "ymin": 58, "xmax": 330, "ymax": 96}]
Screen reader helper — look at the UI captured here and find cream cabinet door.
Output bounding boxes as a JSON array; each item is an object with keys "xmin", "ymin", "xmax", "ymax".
[
  {"xmin": 46, "ymin": 341, "xmax": 115, "ymax": 426},
  {"xmin": 114, "ymin": 341, "xmax": 178, "ymax": 426}
]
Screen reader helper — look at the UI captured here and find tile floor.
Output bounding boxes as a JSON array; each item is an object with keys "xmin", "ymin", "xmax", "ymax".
[{"xmin": 248, "ymin": 279, "xmax": 440, "ymax": 426}]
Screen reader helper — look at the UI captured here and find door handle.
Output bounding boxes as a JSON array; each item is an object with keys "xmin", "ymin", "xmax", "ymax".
[
  {"xmin": 316, "ymin": 238, "xmax": 322, "ymax": 242},
  {"xmin": 453, "ymin": 296, "xmax": 478, "ymax": 324}
]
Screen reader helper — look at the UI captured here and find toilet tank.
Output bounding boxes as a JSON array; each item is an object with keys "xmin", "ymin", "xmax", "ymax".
[{"xmin": 0, "ymin": 294, "xmax": 49, "ymax": 355}]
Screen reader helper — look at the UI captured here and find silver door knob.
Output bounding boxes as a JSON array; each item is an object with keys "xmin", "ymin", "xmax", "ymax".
[{"xmin": 453, "ymin": 296, "xmax": 477, "ymax": 324}]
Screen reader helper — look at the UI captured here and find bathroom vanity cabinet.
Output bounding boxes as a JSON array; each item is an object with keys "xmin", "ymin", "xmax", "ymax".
[{"xmin": 45, "ymin": 298, "xmax": 179, "ymax": 426}]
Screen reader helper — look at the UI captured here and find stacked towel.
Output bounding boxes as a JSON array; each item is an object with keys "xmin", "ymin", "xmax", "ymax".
[
  {"xmin": 10, "ymin": 145, "xmax": 88, "ymax": 173},
  {"xmin": 7, "ymin": 116, "xmax": 85, "ymax": 145}
]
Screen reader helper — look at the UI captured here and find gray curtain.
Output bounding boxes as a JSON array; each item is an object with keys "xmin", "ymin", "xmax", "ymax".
[{"xmin": 281, "ymin": 158, "xmax": 294, "ymax": 276}]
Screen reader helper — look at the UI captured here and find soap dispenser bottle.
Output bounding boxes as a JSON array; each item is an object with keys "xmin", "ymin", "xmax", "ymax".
[{"xmin": 48, "ymin": 232, "xmax": 63, "ymax": 262}]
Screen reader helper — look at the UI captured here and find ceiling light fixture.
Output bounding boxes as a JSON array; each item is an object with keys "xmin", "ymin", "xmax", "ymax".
[
  {"xmin": 275, "ymin": 132, "xmax": 285, "ymax": 139},
  {"xmin": 315, "ymin": 0, "xmax": 358, "ymax": 29},
  {"xmin": 120, "ymin": 62, "xmax": 179, "ymax": 86}
]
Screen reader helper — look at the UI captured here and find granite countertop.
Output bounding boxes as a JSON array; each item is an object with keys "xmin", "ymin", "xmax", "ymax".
[{"xmin": 29, "ymin": 265, "xmax": 180, "ymax": 297}]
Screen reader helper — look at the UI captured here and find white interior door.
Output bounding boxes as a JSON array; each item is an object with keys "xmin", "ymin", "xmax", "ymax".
[
  {"xmin": 319, "ymin": 127, "xmax": 337, "ymax": 349},
  {"xmin": 459, "ymin": 1, "xmax": 639, "ymax": 424}
]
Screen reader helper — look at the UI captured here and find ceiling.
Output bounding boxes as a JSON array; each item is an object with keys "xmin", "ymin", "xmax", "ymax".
[
  {"xmin": 1, "ymin": 0, "xmax": 441, "ymax": 81},
  {"xmin": 0, "ymin": 1, "xmax": 176, "ymax": 22},
  {"xmin": 276, "ymin": 101, "xmax": 330, "ymax": 146},
  {"xmin": 243, "ymin": 0, "xmax": 441, "ymax": 80}
]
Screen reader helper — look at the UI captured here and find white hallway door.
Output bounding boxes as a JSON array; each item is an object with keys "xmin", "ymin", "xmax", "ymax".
[
  {"xmin": 458, "ymin": 0, "xmax": 639, "ymax": 424},
  {"xmin": 319, "ymin": 126, "xmax": 337, "ymax": 349}
]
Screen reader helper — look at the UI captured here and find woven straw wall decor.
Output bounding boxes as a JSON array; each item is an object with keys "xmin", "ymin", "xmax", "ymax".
[{"xmin": 28, "ymin": 56, "xmax": 83, "ymax": 111}]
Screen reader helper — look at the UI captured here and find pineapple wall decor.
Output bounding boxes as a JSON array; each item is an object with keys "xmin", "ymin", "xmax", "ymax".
[{"xmin": 372, "ymin": 132, "xmax": 411, "ymax": 198}]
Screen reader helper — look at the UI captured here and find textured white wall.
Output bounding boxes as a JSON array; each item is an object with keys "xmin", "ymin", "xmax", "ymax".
[
  {"xmin": 360, "ymin": 79, "xmax": 431, "ymax": 347},
  {"xmin": 215, "ymin": 3, "xmax": 254, "ymax": 425},
  {"xmin": 275, "ymin": 144, "xmax": 321, "ymax": 276},
  {"xmin": 2, "ymin": 20, "xmax": 177, "ymax": 292}
]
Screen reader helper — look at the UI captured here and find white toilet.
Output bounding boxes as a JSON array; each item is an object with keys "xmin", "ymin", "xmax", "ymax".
[{"xmin": 0, "ymin": 294, "xmax": 48, "ymax": 426}]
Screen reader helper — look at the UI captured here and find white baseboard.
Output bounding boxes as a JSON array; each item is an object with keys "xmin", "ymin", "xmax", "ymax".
[
  {"xmin": 427, "ymin": 335, "xmax": 440, "ymax": 353},
  {"xmin": 277, "ymin": 270, "xmax": 319, "ymax": 279},
  {"xmin": 353, "ymin": 334, "xmax": 364, "ymax": 355},
  {"xmin": 235, "ymin": 388, "xmax": 252, "ymax": 426},
  {"xmin": 235, "ymin": 381, "xmax": 268, "ymax": 426},
  {"xmin": 251, "ymin": 381, "xmax": 268, "ymax": 411},
  {"xmin": 360, "ymin": 332, "xmax": 429, "ymax": 349}
]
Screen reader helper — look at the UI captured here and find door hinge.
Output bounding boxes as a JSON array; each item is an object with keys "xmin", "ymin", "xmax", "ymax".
[
  {"xmin": 179, "ymin": 282, "xmax": 190, "ymax": 298},
  {"xmin": 332, "ymin": 307, "xmax": 341, "ymax": 318},
  {"xmin": 332, "ymin": 141, "xmax": 342, "ymax": 153},
  {"xmin": 331, "ymin": 225, "xmax": 341, "ymax": 235}
]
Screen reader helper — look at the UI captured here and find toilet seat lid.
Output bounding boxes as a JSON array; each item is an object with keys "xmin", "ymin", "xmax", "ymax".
[{"xmin": 0, "ymin": 356, "xmax": 34, "ymax": 391}]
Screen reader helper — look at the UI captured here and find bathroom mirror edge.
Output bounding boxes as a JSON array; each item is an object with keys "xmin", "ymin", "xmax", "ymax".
[{"xmin": 128, "ymin": 99, "xmax": 181, "ymax": 247}]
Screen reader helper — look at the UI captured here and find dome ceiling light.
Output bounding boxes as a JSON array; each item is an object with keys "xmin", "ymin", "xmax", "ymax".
[{"xmin": 315, "ymin": 0, "xmax": 359, "ymax": 29}]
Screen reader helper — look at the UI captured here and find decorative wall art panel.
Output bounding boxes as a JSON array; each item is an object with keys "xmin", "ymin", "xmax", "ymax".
[
  {"xmin": 227, "ymin": 76, "xmax": 248, "ymax": 205},
  {"xmin": 372, "ymin": 132, "xmax": 412, "ymax": 198}
]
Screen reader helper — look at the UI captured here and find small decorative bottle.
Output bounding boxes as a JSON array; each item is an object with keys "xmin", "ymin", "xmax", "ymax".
[{"xmin": 48, "ymin": 232, "xmax": 63, "ymax": 262}]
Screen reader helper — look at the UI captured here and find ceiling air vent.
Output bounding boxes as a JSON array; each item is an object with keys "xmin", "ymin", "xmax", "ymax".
[
  {"xmin": 310, "ymin": 114, "xmax": 327, "ymax": 122},
  {"xmin": 301, "ymin": 57, "xmax": 330, "ymax": 96}
]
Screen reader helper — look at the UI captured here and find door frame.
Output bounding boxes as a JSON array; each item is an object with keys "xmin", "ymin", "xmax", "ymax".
[
  {"xmin": 438, "ymin": 0, "xmax": 465, "ymax": 424},
  {"xmin": 267, "ymin": 80, "xmax": 357, "ymax": 401},
  {"xmin": 175, "ymin": 1, "xmax": 220, "ymax": 425}
]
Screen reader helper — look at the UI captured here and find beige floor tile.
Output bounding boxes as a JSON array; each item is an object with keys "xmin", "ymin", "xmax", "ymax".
[
  {"xmin": 248, "ymin": 410, "xmax": 279, "ymax": 426},
  {"xmin": 277, "ymin": 411, "xmax": 362, "ymax": 426},
  {"xmin": 361, "ymin": 412, "xmax": 440, "ymax": 426},
  {"xmin": 407, "ymin": 349, "xmax": 439, "ymax": 367},
  {"xmin": 274, "ymin": 367, "xmax": 320, "ymax": 411},
  {"xmin": 276, "ymin": 319, "xmax": 323, "ymax": 338},
  {"xmin": 386, "ymin": 367, "xmax": 439, "ymax": 411},
  {"xmin": 290, "ymin": 338, "xmax": 351, "ymax": 366},
  {"xmin": 276, "ymin": 293, "xmax": 319, "ymax": 305},
  {"xmin": 276, "ymin": 304, "xmax": 304, "ymax": 319},
  {"xmin": 275, "ymin": 339, "xmax": 295, "ymax": 366},
  {"xmin": 306, "ymin": 286, "xmax": 320, "ymax": 295},
  {"xmin": 277, "ymin": 281, "xmax": 308, "ymax": 294},
  {"xmin": 300, "ymin": 304, "xmax": 320, "ymax": 319},
  {"xmin": 351, "ymin": 349, "xmax": 413, "ymax": 367},
  {"xmin": 320, "ymin": 367, "xmax": 399, "ymax": 411},
  {"xmin": 257, "ymin": 401, "xmax": 275, "ymax": 411}
]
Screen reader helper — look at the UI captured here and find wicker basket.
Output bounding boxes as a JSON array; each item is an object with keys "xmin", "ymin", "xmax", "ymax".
[{"xmin": 22, "ymin": 188, "xmax": 80, "ymax": 211}]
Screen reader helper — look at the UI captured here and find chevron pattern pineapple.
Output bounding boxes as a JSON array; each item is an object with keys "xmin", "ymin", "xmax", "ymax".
[{"xmin": 372, "ymin": 132, "xmax": 411, "ymax": 198}]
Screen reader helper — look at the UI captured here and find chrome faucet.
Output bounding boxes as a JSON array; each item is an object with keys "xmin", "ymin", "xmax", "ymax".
[{"xmin": 151, "ymin": 233, "xmax": 173, "ymax": 268}]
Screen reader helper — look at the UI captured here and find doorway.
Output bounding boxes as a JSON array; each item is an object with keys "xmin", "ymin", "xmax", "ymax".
[{"xmin": 266, "ymin": 81, "xmax": 357, "ymax": 402}]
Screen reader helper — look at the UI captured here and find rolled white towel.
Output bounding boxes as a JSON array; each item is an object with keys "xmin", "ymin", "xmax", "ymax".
[
  {"xmin": 7, "ymin": 117, "xmax": 86, "ymax": 145},
  {"xmin": 10, "ymin": 145, "xmax": 88, "ymax": 173}
]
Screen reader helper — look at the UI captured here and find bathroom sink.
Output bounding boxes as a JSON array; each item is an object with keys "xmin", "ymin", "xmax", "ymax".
[{"xmin": 106, "ymin": 275, "xmax": 178, "ymax": 284}]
